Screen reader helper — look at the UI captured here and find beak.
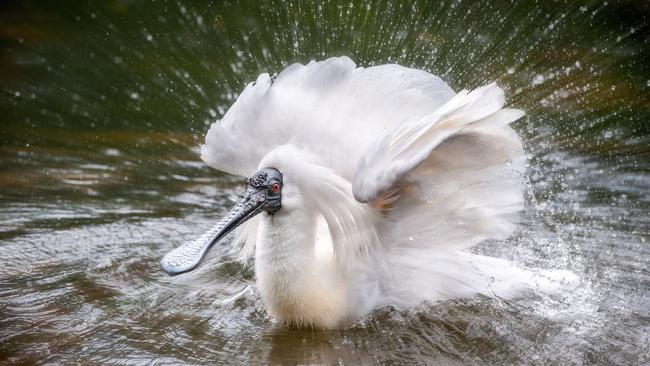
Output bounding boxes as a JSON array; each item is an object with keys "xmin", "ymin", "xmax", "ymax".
[{"xmin": 160, "ymin": 187, "xmax": 266, "ymax": 276}]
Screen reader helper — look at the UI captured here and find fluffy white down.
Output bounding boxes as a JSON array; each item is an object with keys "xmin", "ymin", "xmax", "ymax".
[{"xmin": 202, "ymin": 57, "xmax": 575, "ymax": 328}]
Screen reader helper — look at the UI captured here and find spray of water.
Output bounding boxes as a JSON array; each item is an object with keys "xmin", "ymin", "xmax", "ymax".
[{"xmin": 1, "ymin": 1, "xmax": 648, "ymax": 364}]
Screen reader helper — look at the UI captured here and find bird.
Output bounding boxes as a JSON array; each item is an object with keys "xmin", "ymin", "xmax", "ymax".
[{"xmin": 160, "ymin": 56, "xmax": 573, "ymax": 329}]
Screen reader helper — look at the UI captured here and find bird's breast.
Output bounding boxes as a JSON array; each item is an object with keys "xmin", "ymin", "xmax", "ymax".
[{"xmin": 255, "ymin": 210, "xmax": 347, "ymax": 329}]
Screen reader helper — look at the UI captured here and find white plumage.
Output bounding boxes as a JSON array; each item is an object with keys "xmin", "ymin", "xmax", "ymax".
[{"xmin": 192, "ymin": 56, "xmax": 571, "ymax": 328}]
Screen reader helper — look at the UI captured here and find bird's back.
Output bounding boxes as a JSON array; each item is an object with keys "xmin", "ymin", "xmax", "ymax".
[{"xmin": 201, "ymin": 56, "xmax": 456, "ymax": 180}]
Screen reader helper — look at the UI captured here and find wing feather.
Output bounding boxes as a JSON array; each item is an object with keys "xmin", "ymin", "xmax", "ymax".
[
  {"xmin": 352, "ymin": 83, "xmax": 523, "ymax": 203},
  {"xmin": 200, "ymin": 56, "xmax": 455, "ymax": 180}
]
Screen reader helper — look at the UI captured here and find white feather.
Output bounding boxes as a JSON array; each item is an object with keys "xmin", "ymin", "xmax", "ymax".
[
  {"xmin": 200, "ymin": 57, "xmax": 572, "ymax": 328},
  {"xmin": 201, "ymin": 56, "xmax": 455, "ymax": 180},
  {"xmin": 258, "ymin": 145, "xmax": 380, "ymax": 265},
  {"xmin": 352, "ymin": 82, "xmax": 520, "ymax": 203}
]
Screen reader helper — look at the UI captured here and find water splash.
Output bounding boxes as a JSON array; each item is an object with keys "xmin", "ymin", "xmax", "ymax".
[{"xmin": 1, "ymin": 1, "xmax": 648, "ymax": 364}]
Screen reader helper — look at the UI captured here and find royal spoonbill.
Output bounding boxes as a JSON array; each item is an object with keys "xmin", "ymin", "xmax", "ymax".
[{"xmin": 161, "ymin": 56, "xmax": 569, "ymax": 329}]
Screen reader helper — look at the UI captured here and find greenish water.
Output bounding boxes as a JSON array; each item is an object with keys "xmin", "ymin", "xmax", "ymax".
[{"xmin": 1, "ymin": 1, "xmax": 649, "ymax": 364}]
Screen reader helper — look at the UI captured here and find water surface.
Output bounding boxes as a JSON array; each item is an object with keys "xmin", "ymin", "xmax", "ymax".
[{"xmin": 1, "ymin": 1, "xmax": 649, "ymax": 364}]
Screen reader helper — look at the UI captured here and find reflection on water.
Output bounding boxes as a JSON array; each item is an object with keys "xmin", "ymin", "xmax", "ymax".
[{"xmin": 1, "ymin": 1, "xmax": 648, "ymax": 364}]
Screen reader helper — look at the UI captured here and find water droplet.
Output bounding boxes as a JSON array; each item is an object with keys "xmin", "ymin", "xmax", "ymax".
[
  {"xmin": 532, "ymin": 74, "xmax": 544, "ymax": 86},
  {"xmin": 104, "ymin": 148, "xmax": 121, "ymax": 157},
  {"xmin": 130, "ymin": 92, "xmax": 139, "ymax": 100}
]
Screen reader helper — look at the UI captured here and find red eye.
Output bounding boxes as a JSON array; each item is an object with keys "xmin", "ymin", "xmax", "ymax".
[{"xmin": 271, "ymin": 183, "xmax": 281, "ymax": 193}]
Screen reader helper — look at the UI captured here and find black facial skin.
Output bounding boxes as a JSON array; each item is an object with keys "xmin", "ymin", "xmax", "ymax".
[
  {"xmin": 248, "ymin": 167, "xmax": 283, "ymax": 214},
  {"xmin": 159, "ymin": 167, "xmax": 284, "ymax": 276}
]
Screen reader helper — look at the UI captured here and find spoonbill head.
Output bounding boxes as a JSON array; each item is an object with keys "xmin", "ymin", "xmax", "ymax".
[
  {"xmin": 161, "ymin": 56, "xmax": 574, "ymax": 329},
  {"xmin": 160, "ymin": 167, "xmax": 282, "ymax": 276}
]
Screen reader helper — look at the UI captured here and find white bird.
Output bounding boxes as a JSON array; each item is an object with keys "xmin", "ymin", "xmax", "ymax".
[{"xmin": 161, "ymin": 56, "xmax": 570, "ymax": 329}]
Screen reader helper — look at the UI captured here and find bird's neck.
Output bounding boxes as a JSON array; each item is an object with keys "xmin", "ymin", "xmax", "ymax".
[{"xmin": 255, "ymin": 204, "xmax": 347, "ymax": 329}]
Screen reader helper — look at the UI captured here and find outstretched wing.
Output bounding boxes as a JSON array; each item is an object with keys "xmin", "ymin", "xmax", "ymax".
[
  {"xmin": 352, "ymin": 83, "xmax": 523, "ymax": 202},
  {"xmin": 353, "ymin": 82, "xmax": 527, "ymax": 251}
]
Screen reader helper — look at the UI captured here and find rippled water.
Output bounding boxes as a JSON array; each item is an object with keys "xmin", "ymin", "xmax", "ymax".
[{"xmin": 1, "ymin": 1, "xmax": 649, "ymax": 364}]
